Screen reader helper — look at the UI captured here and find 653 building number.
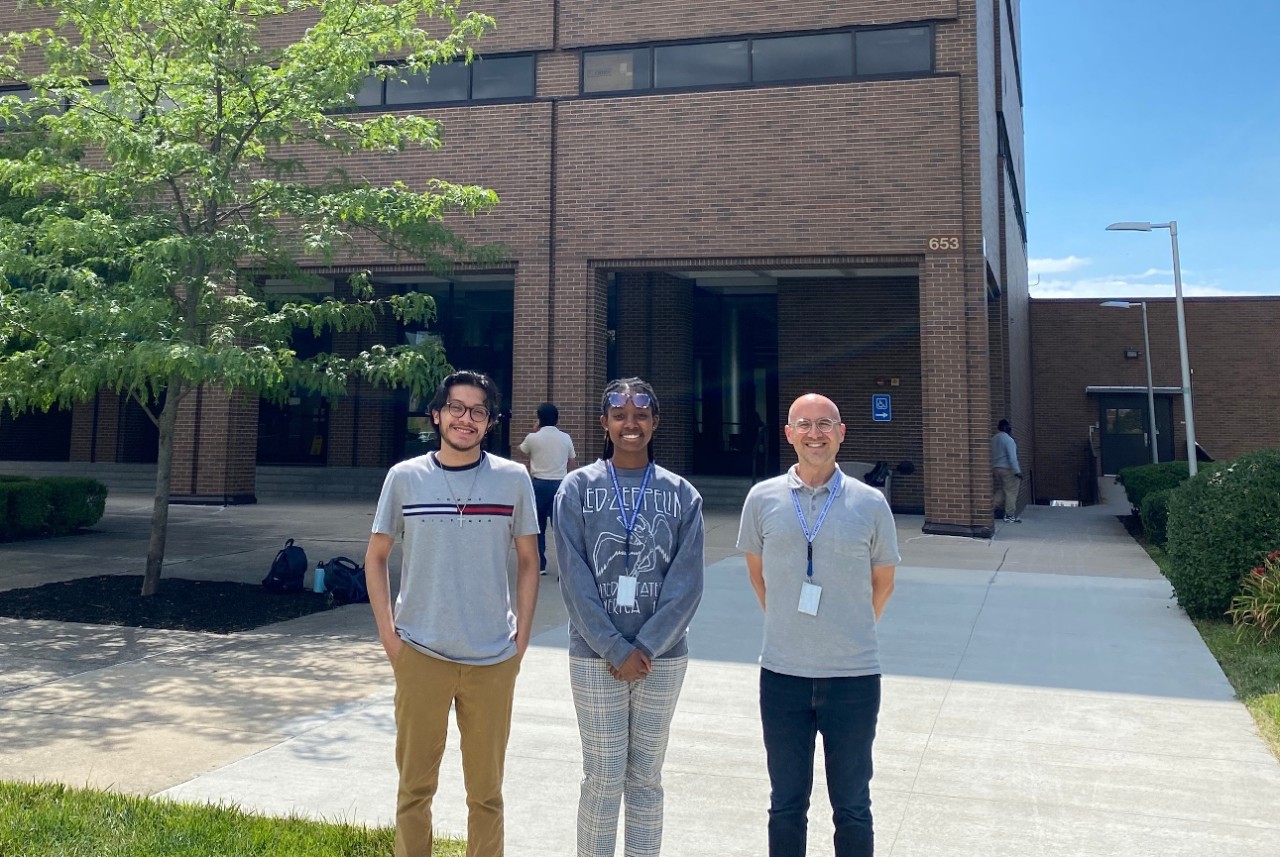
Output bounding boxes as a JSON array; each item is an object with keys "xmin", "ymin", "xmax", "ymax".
[{"xmin": 927, "ymin": 237, "xmax": 961, "ymax": 251}]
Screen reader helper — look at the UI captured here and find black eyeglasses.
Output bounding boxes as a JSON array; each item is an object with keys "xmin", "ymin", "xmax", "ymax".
[
  {"xmin": 606, "ymin": 391, "xmax": 652, "ymax": 409},
  {"xmin": 443, "ymin": 401, "xmax": 491, "ymax": 422}
]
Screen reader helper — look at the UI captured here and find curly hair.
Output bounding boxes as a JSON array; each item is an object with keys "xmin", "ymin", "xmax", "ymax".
[{"xmin": 429, "ymin": 370, "xmax": 501, "ymax": 432}]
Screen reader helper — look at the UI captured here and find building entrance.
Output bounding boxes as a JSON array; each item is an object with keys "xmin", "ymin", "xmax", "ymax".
[
  {"xmin": 690, "ymin": 287, "xmax": 780, "ymax": 478},
  {"xmin": 1096, "ymin": 393, "xmax": 1174, "ymax": 474}
]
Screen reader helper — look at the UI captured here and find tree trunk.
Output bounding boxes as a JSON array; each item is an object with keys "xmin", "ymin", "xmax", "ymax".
[{"xmin": 141, "ymin": 381, "xmax": 183, "ymax": 596}]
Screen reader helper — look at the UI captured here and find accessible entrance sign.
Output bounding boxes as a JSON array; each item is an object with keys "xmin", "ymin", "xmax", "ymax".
[{"xmin": 872, "ymin": 394, "xmax": 892, "ymax": 422}]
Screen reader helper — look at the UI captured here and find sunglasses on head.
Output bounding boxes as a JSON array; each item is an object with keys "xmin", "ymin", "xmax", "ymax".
[{"xmin": 606, "ymin": 391, "xmax": 652, "ymax": 409}]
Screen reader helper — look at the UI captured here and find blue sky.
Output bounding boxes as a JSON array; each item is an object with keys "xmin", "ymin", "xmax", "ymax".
[{"xmin": 1022, "ymin": 1, "xmax": 1280, "ymax": 299}]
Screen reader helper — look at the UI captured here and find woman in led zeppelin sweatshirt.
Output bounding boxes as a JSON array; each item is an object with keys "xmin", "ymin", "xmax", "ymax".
[{"xmin": 554, "ymin": 377, "xmax": 705, "ymax": 857}]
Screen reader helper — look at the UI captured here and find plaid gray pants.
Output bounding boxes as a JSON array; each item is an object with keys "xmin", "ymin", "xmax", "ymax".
[{"xmin": 569, "ymin": 655, "xmax": 688, "ymax": 857}]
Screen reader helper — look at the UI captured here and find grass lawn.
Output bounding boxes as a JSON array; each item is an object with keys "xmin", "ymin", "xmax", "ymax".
[
  {"xmin": 0, "ymin": 781, "xmax": 465, "ymax": 857},
  {"xmin": 1135, "ymin": 531, "xmax": 1280, "ymax": 759}
]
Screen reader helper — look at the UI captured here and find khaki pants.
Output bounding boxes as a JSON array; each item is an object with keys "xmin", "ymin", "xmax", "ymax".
[
  {"xmin": 992, "ymin": 467, "xmax": 1022, "ymax": 516},
  {"xmin": 393, "ymin": 646, "xmax": 521, "ymax": 857}
]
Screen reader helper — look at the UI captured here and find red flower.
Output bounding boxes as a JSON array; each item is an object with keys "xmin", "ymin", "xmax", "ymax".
[{"xmin": 1253, "ymin": 567, "xmax": 1266, "ymax": 577}]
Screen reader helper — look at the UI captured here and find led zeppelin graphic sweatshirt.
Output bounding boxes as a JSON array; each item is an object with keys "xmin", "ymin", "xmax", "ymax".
[{"xmin": 554, "ymin": 459, "xmax": 705, "ymax": 667}]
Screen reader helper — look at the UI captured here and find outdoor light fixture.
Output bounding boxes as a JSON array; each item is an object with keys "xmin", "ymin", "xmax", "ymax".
[
  {"xmin": 1100, "ymin": 300, "xmax": 1158, "ymax": 464},
  {"xmin": 1105, "ymin": 221, "xmax": 1196, "ymax": 475},
  {"xmin": 1123, "ymin": 347, "xmax": 1140, "ymax": 360}
]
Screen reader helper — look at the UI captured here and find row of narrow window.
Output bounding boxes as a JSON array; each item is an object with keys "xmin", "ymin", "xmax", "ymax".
[
  {"xmin": 352, "ymin": 24, "xmax": 933, "ymax": 108},
  {"xmin": 2, "ymin": 24, "xmax": 934, "ymax": 119},
  {"xmin": 583, "ymin": 26, "xmax": 933, "ymax": 94}
]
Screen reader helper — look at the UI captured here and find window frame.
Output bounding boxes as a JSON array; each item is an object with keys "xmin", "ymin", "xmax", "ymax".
[
  {"xmin": 351, "ymin": 51, "xmax": 537, "ymax": 111},
  {"xmin": 579, "ymin": 23, "xmax": 936, "ymax": 98}
]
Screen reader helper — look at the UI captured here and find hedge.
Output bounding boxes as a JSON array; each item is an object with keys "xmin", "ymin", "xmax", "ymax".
[
  {"xmin": 42, "ymin": 477, "xmax": 108, "ymax": 533},
  {"xmin": 0, "ymin": 480, "xmax": 53, "ymax": 540},
  {"xmin": 0, "ymin": 475, "xmax": 108, "ymax": 540},
  {"xmin": 1139, "ymin": 488, "xmax": 1173, "ymax": 548},
  {"xmin": 1118, "ymin": 461, "xmax": 1192, "ymax": 511},
  {"xmin": 1166, "ymin": 449, "xmax": 1280, "ymax": 619}
]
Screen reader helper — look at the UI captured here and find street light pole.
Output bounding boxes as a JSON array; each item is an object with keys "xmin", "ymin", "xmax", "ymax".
[
  {"xmin": 1101, "ymin": 300, "xmax": 1158, "ymax": 463},
  {"xmin": 1139, "ymin": 301, "xmax": 1158, "ymax": 464},
  {"xmin": 1166, "ymin": 222, "xmax": 1198, "ymax": 476},
  {"xmin": 1106, "ymin": 220, "xmax": 1198, "ymax": 476}
]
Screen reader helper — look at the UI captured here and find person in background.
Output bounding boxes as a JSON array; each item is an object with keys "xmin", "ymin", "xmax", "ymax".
[
  {"xmin": 990, "ymin": 418, "xmax": 1023, "ymax": 523},
  {"xmin": 555, "ymin": 377, "xmax": 705, "ymax": 857},
  {"xmin": 519, "ymin": 402, "xmax": 577, "ymax": 574}
]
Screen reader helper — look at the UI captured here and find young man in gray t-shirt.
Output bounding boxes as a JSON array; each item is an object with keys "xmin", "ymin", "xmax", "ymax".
[
  {"xmin": 737, "ymin": 393, "xmax": 899, "ymax": 857},
  {"xmin": 366, "ymin": 370, "xmax": 540, "ymax": 857}
]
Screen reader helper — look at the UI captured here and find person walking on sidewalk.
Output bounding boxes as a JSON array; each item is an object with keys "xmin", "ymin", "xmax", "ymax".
[
  {"xmin": 990, "ymin": 418, "xmax": 1023, "ymax": 523},
  {"xmin": 554, "ymin": 377, "xmax": 705, "ymax": 857},
  {"xmin": 737, "ymin": 392, "xmax": 899, "ymax": 857},
  {"xmin": 519, "ymin": 401, "xmax": 578, "ymax": 574},
  {"xmin": 365, "ymin": 369, "xmax": 541, "ymax": 857}
]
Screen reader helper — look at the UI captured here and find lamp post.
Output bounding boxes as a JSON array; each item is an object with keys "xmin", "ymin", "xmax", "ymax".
[
  {"xmin": 1106, "ymin": 220, "xmax": 1198, "ymax": 476},
  {"xmin": 1101, "ymin": 300, "xmax": 1158, "ymax": 463}
]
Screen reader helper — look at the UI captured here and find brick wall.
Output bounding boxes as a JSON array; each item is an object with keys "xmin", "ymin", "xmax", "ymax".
[
  {"xmin": 558, "ymin": 0, "xmax": 959, "ymax": 48},
  {"xmin": 170, "ymin": 387, "xmax": 259, "ymax": 503},
  {"xmin": 779, "ymin": 277, "xmax": 925, "ymax": 512},
  {"xmin": 613, "ymin": 272, "xmax": 694, "ymax": 473},
  {"xmin": 1031, "ymin": 298, "xmax": 1280, "ymax": 503}
]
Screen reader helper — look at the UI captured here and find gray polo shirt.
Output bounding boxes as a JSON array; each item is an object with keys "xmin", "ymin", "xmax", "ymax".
[{"xmin": 737, "ymin": 464, "xmax": 900, "ymax": 678}]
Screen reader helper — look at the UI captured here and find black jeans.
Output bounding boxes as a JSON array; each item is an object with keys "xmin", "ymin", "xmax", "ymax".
[
  {"xmin": 531, "ymin": 477, "xmax": 561, "ymax": 570},
  {"xmin": 759, "ymin": 669, "xmax": 880, "ymax": 857}
]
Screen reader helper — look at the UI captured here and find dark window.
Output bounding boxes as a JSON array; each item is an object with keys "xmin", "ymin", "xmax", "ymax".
[
  {"xmin": 387, "ymin": 61, "xmax": 469, "ymax": 104},
  {"xmin": 855, "ymin": 26, "xmax": 932, "ymax": 76},
  {"xmin": 654, "ymin": 41, "xmax": 748, "ymax": 89},
  {"xmin": 583, "ymin": 49, "xmax": 651, "ymax": 93},
  {"xmin": 752, "ymin": 32, "xmax": 853, "ymax": 82},
  {"xmin": 472, "ymin": 55, "xmax": 535, "ymax": 100},
  {"xmin": 353, "ymin": 74, "xmax": 383, "ymax": 107}
]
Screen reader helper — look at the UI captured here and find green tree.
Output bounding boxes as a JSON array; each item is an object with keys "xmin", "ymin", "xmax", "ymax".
[{"xmin": 0, "ymin": 0, "xmax": 499, "ymax": 595}]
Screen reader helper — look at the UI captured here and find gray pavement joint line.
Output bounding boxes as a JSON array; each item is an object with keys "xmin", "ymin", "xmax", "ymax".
[
  {"xmin": 889, "ymin": 565, "xmax": 1000, "ymax": 851},
  {"xmin": 893, "ymin": 784, "xmax": 1280, "ymax": 833}
]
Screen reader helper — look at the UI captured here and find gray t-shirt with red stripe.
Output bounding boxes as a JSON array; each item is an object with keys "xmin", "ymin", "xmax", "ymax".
[{"xmin": 372, "ymin": 451, "xmax": 539, "ymax": 665}]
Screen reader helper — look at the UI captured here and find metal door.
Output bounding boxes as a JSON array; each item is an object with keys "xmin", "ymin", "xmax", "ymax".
[{"xmin": 1097, "ymin": 393, "xmax": 1167, "ymax": 474}]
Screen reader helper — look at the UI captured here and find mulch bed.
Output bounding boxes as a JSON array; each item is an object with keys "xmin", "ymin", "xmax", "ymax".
[{"xmin": 0, "ymin": 575, "xmax": 337, "ymax": 634}]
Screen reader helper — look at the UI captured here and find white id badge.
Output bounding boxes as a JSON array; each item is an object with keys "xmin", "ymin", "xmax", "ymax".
[
  {"xmin": 798, "ymin": 581, "xmax": 822, "ymax": 616},
  {"xmin": 617, "ymin": 575, "xmax": 638, "ymax": 608}
]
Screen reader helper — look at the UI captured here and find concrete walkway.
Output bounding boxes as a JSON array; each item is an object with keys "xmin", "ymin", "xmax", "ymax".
[{"xmin": 2, "ymin": 479, "xmax": 1279, "ymax": 855}]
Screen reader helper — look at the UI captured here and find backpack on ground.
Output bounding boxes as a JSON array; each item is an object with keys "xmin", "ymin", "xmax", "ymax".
[
  {"xmin": 324, "ymin": 555, "xmax": 369, "ymax": 605},
  {"xmin": 263, "ymin": 538, "xmax": 308, "ymax": 593}
]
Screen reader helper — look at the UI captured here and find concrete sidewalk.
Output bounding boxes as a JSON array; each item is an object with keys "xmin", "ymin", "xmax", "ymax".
[{"xmin": 2, "ymin": 481, "xmax": 1280, "ymax": 855}]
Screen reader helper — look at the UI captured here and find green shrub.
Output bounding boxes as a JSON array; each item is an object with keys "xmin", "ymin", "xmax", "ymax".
[
  {"xmin": 1166, "ymin": 449, "xmax": 1280, "ymax": 619},
  {"xmin": 0, "ymin": 480, "xmax": 53, "ymax": 540},
  {"xmin": 1140, "ymin": 487, "xmax": 1174, "ymax": 547},
  {"xmin": 41, "ymin": 477, "xmax": 108, "ymax": 533},
  {"xmin": 0, "ymin": 474, "xmax": 31, "ymax": 483},
  {"xmin": 1118, "ymin": 461, "xmax": 1191, "ymax": 510}
]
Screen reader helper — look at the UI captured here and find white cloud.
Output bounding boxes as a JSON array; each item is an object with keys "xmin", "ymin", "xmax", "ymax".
[
  {"xmin": 1028, "ymin": 256, "xmax": 1090, "ymax": 275},
  {"xmin": 1030, "ymin": 274, "xmax": 1266, "ymax": 300}
]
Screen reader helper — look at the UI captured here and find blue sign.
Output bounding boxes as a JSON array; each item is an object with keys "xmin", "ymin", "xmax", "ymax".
[{"xmin": 872, "ymin": 394, "xmax": 892, "ymax": 422}]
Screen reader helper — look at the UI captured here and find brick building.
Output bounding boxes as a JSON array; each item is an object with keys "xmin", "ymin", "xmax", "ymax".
[
  {"xmin": 1, "ymin": 0, "xmax": 1029, "ymax": 537},
  {"xmin": 1029, "ymin": 297, "xmax": 1280, "ymax": 504}
]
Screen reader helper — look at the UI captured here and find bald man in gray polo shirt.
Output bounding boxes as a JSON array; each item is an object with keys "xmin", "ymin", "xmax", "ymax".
[{"xmin": 737, "ymin": 393, "xmax": 899, "ymax": 857}]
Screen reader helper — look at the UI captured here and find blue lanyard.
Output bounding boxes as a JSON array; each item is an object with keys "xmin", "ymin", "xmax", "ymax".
[
  {"xmin": 607, "ymin": 461, "xmax": 654, "ymax": 572},
  {"xmin": 790, "ymin": 473, "xmax": 842, "ymax": 578}
]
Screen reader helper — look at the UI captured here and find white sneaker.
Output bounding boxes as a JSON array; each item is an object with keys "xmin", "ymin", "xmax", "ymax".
[{"xmin": 1004, "ymin": 515, "xmax": 1022, "ymax": 523}]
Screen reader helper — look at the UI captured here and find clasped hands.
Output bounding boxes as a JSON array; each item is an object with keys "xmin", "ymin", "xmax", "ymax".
[{"xmin": 608, "ymin": 649, "xmax": 652, "ymax": 682}]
